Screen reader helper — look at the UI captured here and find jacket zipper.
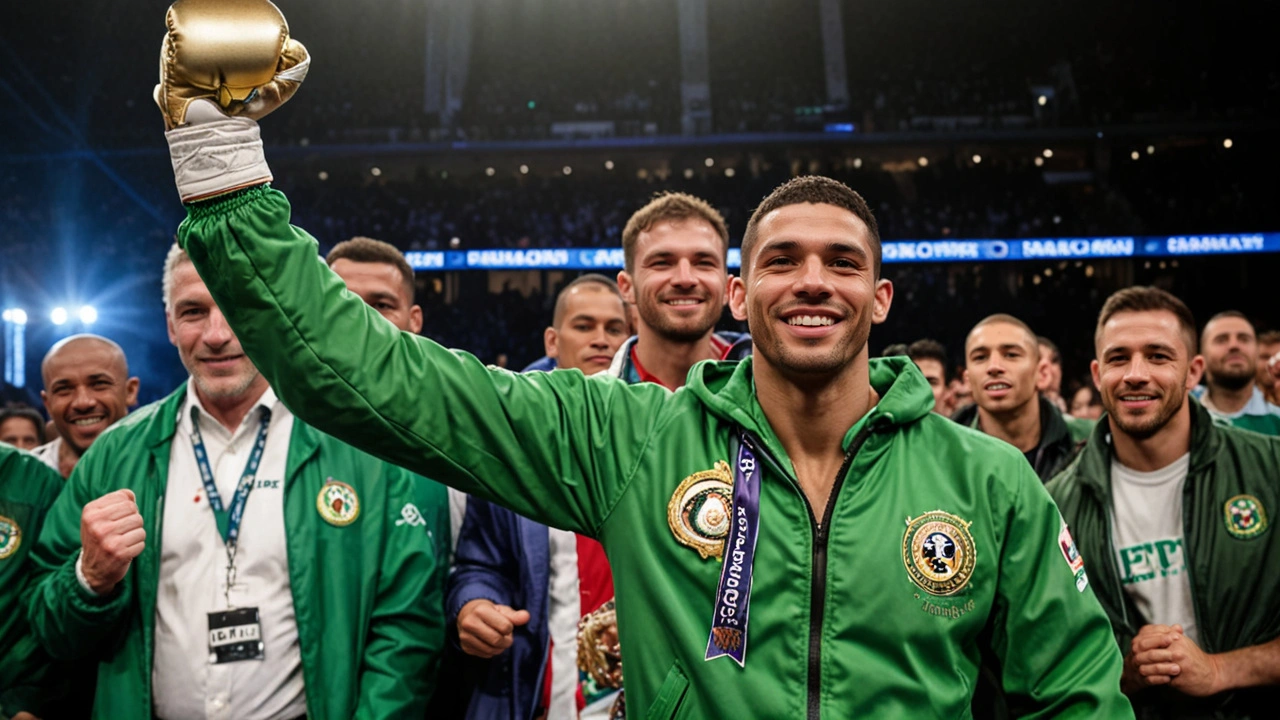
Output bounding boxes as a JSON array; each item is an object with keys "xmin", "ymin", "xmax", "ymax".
[
  {"xmin": 743, "ymin": 424, "xmax": 875, "ymax": 720},
  {"xmin": 1179, "ymin": 482, "xmax": 1209, "ymax": 651}
]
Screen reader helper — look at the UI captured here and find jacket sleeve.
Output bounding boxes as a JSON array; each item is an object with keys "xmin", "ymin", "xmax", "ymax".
[
  {"xmin": 24, "ymin": 442, "xmax": 135, "ymax": 661},
  {"xmin": 990, "ymin": 462, "xmax": 1135, "ymax": 719},
  {"xmin": 446, "ymin": 498, "xmax": 522, "ymax": 628},
  {"xmin": 179, "ymin": 186, "xmax": 670, "ymax": 537},
  {"xmin": 357, "ymin": 468, "xmax": 446, "ymax": 718}
]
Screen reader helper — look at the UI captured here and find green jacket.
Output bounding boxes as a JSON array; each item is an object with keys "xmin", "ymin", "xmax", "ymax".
[
  {"xmin": 1047, "ymin": 400, "xmax": 1280, "ymax": 719},
  {"xmin": 180, "ymin": 185, "xmax": 1132, "ymax": 719},
  {"xmin": 24, "ymin": 384, "xmax": 450, "ymax": 719},
  {"xmin": 0, "ymin": 445, "xmax": 64, "ymax": 718}
]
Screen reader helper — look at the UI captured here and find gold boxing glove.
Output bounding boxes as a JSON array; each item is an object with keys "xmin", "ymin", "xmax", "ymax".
[{"xmin": 154, "ymin": 0, "xmax": 309, "ymax": 130}]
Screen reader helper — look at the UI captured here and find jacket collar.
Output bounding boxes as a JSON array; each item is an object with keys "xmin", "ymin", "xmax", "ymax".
[
  {"xmin": 1075, "ymin": 395, "xmax": 1221, "ymax": 497},
  {"xmin": 953, "ymin": 394, "xmax": 1071, "ymax": 453}
]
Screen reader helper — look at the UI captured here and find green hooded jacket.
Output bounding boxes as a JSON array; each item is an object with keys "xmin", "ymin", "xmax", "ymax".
[
  {"xmin": 0, "ymin": 445, "xmax": 64, "ymax": 718},
  {"xmin": 1047, "ymin": 400, "xmax": 1280, "ymax": 719},
  {"xmin": 179, "ymin": 185, "xmax": 1133, "ymax": 719},
  {"xmin": 24, "ymin": 384, "xmax": 450, "ymax": 719}
]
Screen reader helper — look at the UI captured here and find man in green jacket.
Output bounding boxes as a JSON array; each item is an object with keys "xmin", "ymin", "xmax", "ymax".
[
  {"xmin": 0, "ymin": 445, "xmax": 63, "ymax": 720},
  {"xmin": 24, "ymin": 245, "xmax": 449, "ymax": 719},
  {"xmin": 155, "ymin": 3, "xmax": 1133, "ymax": 716},
  {"xmin": 1048, "ymin": 287, "xmax": 1280, "ymax": 719}
]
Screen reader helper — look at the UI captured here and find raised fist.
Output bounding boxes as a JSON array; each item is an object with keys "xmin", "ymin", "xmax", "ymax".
[
  {"xmin": 456, "ymin": 599, "xmax": 531, "ymax": 659},
  {"xmin": 154, "ymin": 0, "xmax": 309, "ymax": 130},
  {"xmin": 80, "ymin": 489, "xmax": 146, "ymax": 595}
]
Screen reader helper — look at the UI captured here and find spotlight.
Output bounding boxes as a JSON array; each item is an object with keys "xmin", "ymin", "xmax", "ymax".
[
  {"xmin": 51, "ymin": 307, "xmax": 68, "ymax": 325},
  {"xmin": 562, "ymin": 166, "xmax": 572, "ymax": 175},
  {"xmin": 485, "ymin": 167, "xmax": 496, "ymax": 177},
  {"xmin": 1223, "ymin": 138, "xmax": 1233, "ymax": 149},
  {"xmin": 1034, "ymin": 157, "xmax": 1044, "ymax": 167},
  {"xmin": 1037, "ymin": 95, "xmax": 1048, "ymax": 106},
  {"xmin": 1042, "ymin": 149, "xmax": 1053, "ymax": 158},
  {"xmin": 370, "ymin": 167, "xmax": 382, "ymax": 177},
  {"xmin": 519, "ymin": 164, "xmax": 530, "ymax": 174},
  {"xmin": 1146, "ymin": 145, "xmax": 1155, "ymax": 155},
  {"xmin": 318, "ymin": 171, "xmax": 329, "ymax": 181},
  {"xmin": 917, "ymin": 157, "xmax": 929, "ymax": 167},
  {"xmin": 683, "ymin": 168, "xmax": 694, "ymax": 179},
  {"xmin": 78, "ymin": 305, "xmax": 98, "ymax": 325},
  {"xmin": 853, "ymin": 158, "xmax": 863, "ymax": 169},
  {"xmin": 972, "ymin": 154, "xmax": 982, "ymax": 164},
  {"xmin": 724, "ymin": 168, "xmax": 736, "ymax": 178},
  {"xmin": 604, "ymin": 160, "xmax": 615, "ymax": 170},
  {"xmin": 1130, "ymin": 151, "xmax": 1140, "ymax": 160},
  {"xmin": 2, "ymin": 308, "xmax": 27, "ymax": 325},
  {"xmin": 704, "ymin": 158, "xmax": 714, "ymax": 167}
]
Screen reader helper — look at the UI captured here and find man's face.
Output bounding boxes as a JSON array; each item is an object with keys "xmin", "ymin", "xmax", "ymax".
[
  {"xmin": 618, "ymin": 218, "xmax": 727, "ymax": 344},
  {"xmin": 1093, "ymin": 310, "xmax": 1203, "ymax": 439},
  {"xmin": 1202, "ymin": 316, "xmax": 1257, "ymax": 391},
  {"xmin": 41, "ymin": 342, "xmax": 138, "ymax": 453},
  {"xmin": 545, "ymin": 286, "xmax": 629, "ymax": 375},
  {"xmin": 1258, "ymin": 340, "xmax": 1280, "ymax": 391},
  {"xmin": 913, "ymin": 357, "xmax": 949, "ymax": 413},
  {"xmin": 965, "ymin": 323, "xmax": 1040, "ymax": 415},
  {"xmin": 1036, "ymin": 343, "xmax": 1062, "ymax": 395},
  {"xmin": 0, "ymin": 417, "xmax": 41, "ymax": 450},
  {"xmin": 167, "ymin": 262, "xmax": 262, "ymax": 400},
  {"xmin": 330, "ymin": 258, "xmax": 423, "ymax": 334},
  {"xmin": 1069, "ymin": 386, "xmax": 1103, "ymax": 421},
  {"xmin": 729, "ymin": 203, "xmax": 892, "ymax": 378}
]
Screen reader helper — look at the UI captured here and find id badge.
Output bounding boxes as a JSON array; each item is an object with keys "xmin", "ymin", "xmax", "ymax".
[{"xmin": 208, "ymin": 607, "xmax": 265, "ymax": 664}]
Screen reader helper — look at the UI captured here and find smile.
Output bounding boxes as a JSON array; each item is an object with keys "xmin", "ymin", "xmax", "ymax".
[{"xmin": 786, "ymin": 315, "xmax": 836, "ymax": 327}]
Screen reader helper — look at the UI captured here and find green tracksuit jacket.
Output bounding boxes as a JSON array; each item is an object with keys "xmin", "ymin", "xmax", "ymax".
[
  {"xmin": 0, "ymin": 445, "xmax": 64, "ymax": 718},
  {"xmin": 180, "ymin": 185, "xmax": 1133, "ymax": 719},
  {"xmin": 24, "ymin": 384, "xmax": 450, "ymax": 719},
  {"xmin": 1047, "ymin": 400, "xmax": 1280, "ymax": 719}
]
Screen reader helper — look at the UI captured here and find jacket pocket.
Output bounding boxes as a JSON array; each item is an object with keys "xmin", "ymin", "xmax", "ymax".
[{"xmin": 644, "ymin": 662, "xmax": 690, "ymax": 720}]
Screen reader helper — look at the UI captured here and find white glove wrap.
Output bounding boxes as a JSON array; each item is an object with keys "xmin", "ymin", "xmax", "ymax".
[{"xmin": 166, "ymin": 115, "xmax": 272, "ymax": 203}]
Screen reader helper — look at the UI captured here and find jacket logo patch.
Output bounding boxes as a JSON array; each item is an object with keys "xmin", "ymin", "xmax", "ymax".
[
  {"xmin": 1224, "ymin": 495, "xmax": 1268, "ymax": 539},
  {"xmin": 667, "ymin": 460, "xmax": 733, "ymax": 560},
  {"xmin": 317, "ymin": 478, "xmax": 361, "ymax": 527},
  {"xmin": 0, "ymin": 515, "xmax": 20, "ymax": 560},
  {"xmin": 394, "ymin": 503, "xmax": 426, "ymax": 527},
  {"xmin": 902, "ymin": 510, "xmax": 976, "ymax": 596},
  {"xmin": 1058, "ymin": 519, "xmax": 1089, "ymax": 592}
]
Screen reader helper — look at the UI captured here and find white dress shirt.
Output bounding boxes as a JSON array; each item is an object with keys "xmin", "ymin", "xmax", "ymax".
[{"xmin": 151, "ymin": 382, "xmax": 306, "ymax": 720}]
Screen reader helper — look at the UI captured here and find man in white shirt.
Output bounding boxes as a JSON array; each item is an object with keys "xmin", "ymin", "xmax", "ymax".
[
  {"xmin": 25, "ymin": 245, "xmax": 448, "ymax": 719},
  {"xmin": 33, "ymin": 334, "xmax": 139, "ymax": 478}
]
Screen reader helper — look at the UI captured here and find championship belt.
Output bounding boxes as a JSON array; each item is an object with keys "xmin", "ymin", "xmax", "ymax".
[{"xmin": 576, "ymin": 598, "xmax": 625, "ymax": 719}]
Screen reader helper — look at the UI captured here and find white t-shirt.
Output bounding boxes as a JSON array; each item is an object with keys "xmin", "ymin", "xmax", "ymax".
[{"xmin": 1110, "ymin": 452, "xmax": 1199, "ymax": 644}]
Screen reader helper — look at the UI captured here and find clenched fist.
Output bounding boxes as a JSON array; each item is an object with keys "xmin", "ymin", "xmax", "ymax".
[
  {"xmin": 80, "ymin": 489, "xmax": 146, "ymax": 595},
  {"xmin": 457, "ymin": 599, "xmax": 531, "ymax": 659}
]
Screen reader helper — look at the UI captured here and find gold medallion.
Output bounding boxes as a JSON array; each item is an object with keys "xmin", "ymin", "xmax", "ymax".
[
  {"xmin": 0, "ymin": 515, "xmax": 20, "ymax": 560},
  {"xmin": 667, "ymin": 461, "xmax": 734, "ymax": 560},
  {"xmin": 317, "ymin": 479, "xmax": 361, "ymax": 527},
  {"xmin": 902, "ymin": 510, "xmax": 977, "ymax": 596}
]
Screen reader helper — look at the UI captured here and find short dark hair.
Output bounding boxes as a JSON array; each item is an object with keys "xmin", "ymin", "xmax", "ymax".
[
  {"xmin": 908, "ymin": 338, "xmax": 949, "ymax": 376},
  {"xmin": 966, "ymin": 314, "xmax": 1040, "ymax": 360},
  {"xmin": 1259, "ymin": 329, "xmax": 1280, "ymax": 345},
  {"xmin": 1201, "ymin": 310, "xmax": 1254, "ymax": 344},
  {"xmin": 881, "ymin": 343, "xmax": 909, "ymax": 358},
  {"xmin": 552, "ymin": 274, "xmax": 625, "ymax": 328},
  {"xmin": 326, "ymin": 237, "xmax": 416, "ymax": 303},
  {"xmin": 1036, "ymin": 336, "xmax": 1061, "ymax": 365},
  {"xmin": 621, "ymin": 193, "xmax": 729, "ymax": 275},
  {"xmin": 740, "ymin": 176, "xmax": 881, "ymax": 281},
  {"xmin": 0, "ymin": 404, "xmax": 46, "ymax": 445},
  {"xmin": 1095, "ymin": 286, "xmax": 1198, "ymax": 355}
]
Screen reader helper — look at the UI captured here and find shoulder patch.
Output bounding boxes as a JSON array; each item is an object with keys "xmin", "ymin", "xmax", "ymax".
[
  {"xmin": 0, "ymin": 515, "xmax": 21, "ymax": 560},
  {"xmin": 1224, "ymin": 495, "xmax": 1268, "ymax": 539},
  {"xmin": 1058, "ymin": 519, "xmax": 1089, "ymax": 592}
]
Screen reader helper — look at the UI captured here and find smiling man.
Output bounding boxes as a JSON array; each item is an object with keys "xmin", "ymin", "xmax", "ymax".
[
  {"xmin": 159, "ymin": 12, "xmax": 1131, "ymax": 714},
  {"xmin": 954, "ymin": 315, "xmax": 1081, "ymax": 481},
  {"xmin": 33, "ymin": 335, "xmax": 139, "ymax": 478},
  {"xmin": 1048, "ymin": 287, "xmax": 1280, "ymax": 719}
]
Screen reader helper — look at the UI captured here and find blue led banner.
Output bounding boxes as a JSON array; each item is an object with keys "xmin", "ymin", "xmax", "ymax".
[{"xmin": 405, "ymin": 233, "xmax": 1280, "ymax": 270}]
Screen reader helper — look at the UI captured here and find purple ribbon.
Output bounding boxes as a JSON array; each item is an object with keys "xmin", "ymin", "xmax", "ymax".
[{"xmin": 705, "ymin": 434, "xmax": 761, "ymax": 667}]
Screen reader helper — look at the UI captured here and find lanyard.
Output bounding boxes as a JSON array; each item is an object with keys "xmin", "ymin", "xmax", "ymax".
[
  {"xmin": 705, "ymin": 432, "xmax": 762, "ymax": 666},
  {"xmin": 190, "ymin": 404, "xmax": 272, "ymax": 607}
]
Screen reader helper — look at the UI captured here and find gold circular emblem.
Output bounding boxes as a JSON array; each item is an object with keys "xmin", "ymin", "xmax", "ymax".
[
  {"xmin": 317, "ymin": 479, "xmax": 360, "ymax": 527},
  {"xmin": 1224, "ymin": 494, "xmax": 1268, "ymax": 539},
  {"xmin": 667, "ymin": 461, "xmax": 734, "ymax": 560},
  {"xmin": 0, "ymin": 515, "xmax": 20, "ymax": 560},
  {"xmin": 902, "ymin": 510, "xmax": 977, "ymax": 596}
]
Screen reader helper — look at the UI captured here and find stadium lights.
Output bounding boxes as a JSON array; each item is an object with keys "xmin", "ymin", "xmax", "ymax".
[
  {"xmin": 637, "ymin": 169, "xmax": 649, "ymax": 179},
  {"xmin": 1034, "ymin": 157, "xmax": 1044, "ymax": 167},
  {"xmin": 1223, "ymin": 138, "xmax": 1234, "ymax": 149},
  {"xmin": 519, "ymin": 164, "xmax": 529, "ymax": 174},
  {"xmin": 1, "ymin": 308, "xmax": 27, "ymax": 325},
  {"xmin": 370, "ymin": 167, "xmax": 382, "ymax": 177},
  {"xmin": 318, "ymin": 171, "xmax": 329, "ymax": 181},
  {"xmin": 683, "ymin": 168, "xmax": 694, "ymax": 179},
  {"xmin": 1146, "ymin": 145, "xmax": 1155, "ymax": 155},
  {"xmin": 50, "ymin": 307, "xmax": 68, "ymax": 325},
  {"xmin": 852, "ymin": 158, "xmax": 863, "ymax": 169},
  {"xmin": 1037, "ymin": 95, "xmax": 1048, "ymax": 106},
  {"xmin": 917, "ymin": 157, "xmax": 929, "ymax": 167},
  {"xmin": 972, "ymin": 154, "xmax": 982, "ymax": 164},
  {"xmin": 704, "ymin": 158, "xmax": 714, "ymax": 167},
  {"xmin": 1042, "ymin": 149, "xmax": 1053, "ymax": 158},
  {"xmin": 563, "ymin": 166, "xmax": 573, "ymax": 175},
  {"xmin": 79, "ymin": 305, "xmax": 98, "ymax": 325},
  {"xmin": 1131, "ymin": 151, "xmax": 1141, "ymax": 160},
  {"xmin": 605, "ymin": 160, "xmax": 615, "ymax": 170},
  {"xmin": 724, "ymin": 168, "xmax": 736, "ymax": 178},
  {"xmin": 450, "ymin": 237, "xmax": 461, "ymax": 248},
  {"xmin": 485, "ymin": 167, "xmax": 496, "ymax": 177}
]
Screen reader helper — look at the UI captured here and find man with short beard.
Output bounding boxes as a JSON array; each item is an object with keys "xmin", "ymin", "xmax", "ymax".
[
  {"xmin": 1049, "ymin": 287, "xmax": 1280, "ymax": 719},
  {"xmin": 610, "ymin": 192, "xmax": 749, "ymax": 386},
  {"xmin": 24, "ymin": 245, "xmax": 447, "ymax": 719},
  {"xmin": 1191, "ymin": 311, "xmax": 1280, "ymax": 436},
  {"xmin": 34, "ymin": 335, "xmax": 140, "ymax": 478},
  {"xmin": 1257, "ymin": 330, "xmax": 1280, "ymax": 406}
]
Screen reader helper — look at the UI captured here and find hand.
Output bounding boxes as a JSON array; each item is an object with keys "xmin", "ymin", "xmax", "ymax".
[
  {"xmin": 12, "ymin": 712, "xmax": 41, "ymax": 720},
  {"xmin": 1122, "ymin": 624, "xmax": 1180, "ymax": 694},
  {"xmin": 79, "ymin": 489, "xmax": 145, "ymax": 595},
  {"xmin": 154, "ymin": 0, "xmax": 310, "ymax": 130},
  {"xmin": 457, "ymin": 599, "xmax": 530, "ymax": 659},
  {"xmin": 1165, "ymin": 626, "xmax": 1224, "ymax": 697}
]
